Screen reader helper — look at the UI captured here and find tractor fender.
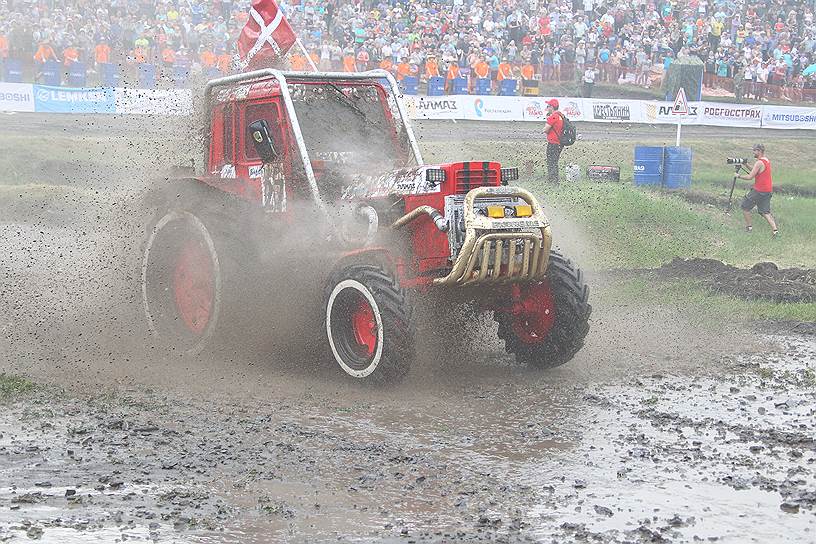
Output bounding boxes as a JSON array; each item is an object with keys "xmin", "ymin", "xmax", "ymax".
[{"xmin": 331, "ymin": 247, "xmax": 398, "ymax": 276}]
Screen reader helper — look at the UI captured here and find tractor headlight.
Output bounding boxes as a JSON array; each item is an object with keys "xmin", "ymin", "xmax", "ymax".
[
  {"xmin": 500, "ymin": 168, "xmax": 519, "ymax": 184},
  {"xmin": 425, "ymin": 168, "xmax": 446, "ymax": 185},
  {"xmin": 514, "ymin": 205, "xmax": 533, "ymax": 217}
]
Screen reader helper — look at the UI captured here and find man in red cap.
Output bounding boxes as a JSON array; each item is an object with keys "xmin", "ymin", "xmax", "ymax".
[{"xmin": 543, "ymin": 98, "xmax": 565, "ymax": 184}]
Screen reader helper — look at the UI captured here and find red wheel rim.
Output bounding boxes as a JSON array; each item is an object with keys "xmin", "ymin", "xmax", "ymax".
[
  {"xmin": 511, "ymin": 282, "xmax": 556, "ymax": 344},
  {"xmin": 173, "ymin": 239, "xmax": 214, "ymax": 334},
  {"xmin": 350, "ymin": 295, "xmax": 378, "ymax": 356}
]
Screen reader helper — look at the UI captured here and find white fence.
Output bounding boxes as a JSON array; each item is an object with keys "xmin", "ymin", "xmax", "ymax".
[{"xmin": 1, "ymin": 82, "xmax": 814, "ymax": 130}]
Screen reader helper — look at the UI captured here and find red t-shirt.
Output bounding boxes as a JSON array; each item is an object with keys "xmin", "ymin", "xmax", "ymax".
[
  {"xmin": 546, "ymin": 112, "xmax": 563, "ymax": 144},
  {"xmin": 754, "ymin": 157, "xmax": 772, "ymax": 192}
]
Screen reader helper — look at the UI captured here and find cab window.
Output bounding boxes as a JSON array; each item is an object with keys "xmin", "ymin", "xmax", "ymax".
[{"xmin": 242, "ymin": 101, "xmax": 284, "ymax": 161}]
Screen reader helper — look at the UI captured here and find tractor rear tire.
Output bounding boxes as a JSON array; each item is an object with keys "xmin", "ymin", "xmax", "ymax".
[
  {"xmin": 494, "ymin": 250, "xmax": 591, "ymax": 369},
  {"xmin": 141, "ymin": 203, "xmax": 251, "ymax": 358},
  {"xmin": 324, "ymin": 264, "xmax": 414, "ymax": 383}
]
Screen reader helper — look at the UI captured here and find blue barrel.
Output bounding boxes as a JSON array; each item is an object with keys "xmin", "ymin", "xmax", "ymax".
[
  {"xmin": 663, "ymin": 146, "xmax": 693, "ymax": 189},
  {"xmin": 633, "ymin": 146, "xmax": 664, "ymax": 186}
]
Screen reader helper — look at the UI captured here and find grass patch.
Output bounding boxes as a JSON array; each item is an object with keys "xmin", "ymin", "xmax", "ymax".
[
  {"xmin": 525, "ymin": 181, "xmax": 815, "ymax": 269},
  {"xmin": 606, "ymin": 277, "xmax": 816, "ymax": 323},
  {"xmin": 0, "ymin": 374, "xmax": 36, "ymax": 402}
]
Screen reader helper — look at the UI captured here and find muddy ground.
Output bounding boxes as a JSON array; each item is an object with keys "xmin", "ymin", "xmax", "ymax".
[{"xmin": 1, "ymin": 115, "xmax": 815, "ymax": 543}]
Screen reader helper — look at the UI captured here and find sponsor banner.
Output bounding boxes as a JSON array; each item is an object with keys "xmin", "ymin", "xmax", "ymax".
[
  {"xmin": 521, "ymin": 98, "xmax": 586, "ymax": 122},
  {"xmin": 404, "ymin": 95, "xmax": 461, "ymax": 120},
  {"xmin": 590, "ymin": 99, "xmax": 637, "ymax": 122},
  {"xmin": 466, "ymin": 95, "xmax": 524, "ymax": 121},
  {"xmin": 761, "ymin": 106, "xmax": 816, "ymax": 130},
  {"xmin": 641, "ymin": 101, "xmax": 702, "ymax": 124},
  {"xmin": 114, "ymin": 88, "xmax": 192, "ymax": 115},
  {"xmin": 33, "ymin": 85, "xmax": 115, "ymax": 113},
  {"xmin": 700, "ymin": 103, "xmax": 762, "ymax": 128},
  {"xmin": 0, "ymin": 83, "xmax": 35, "ymax": 112}
]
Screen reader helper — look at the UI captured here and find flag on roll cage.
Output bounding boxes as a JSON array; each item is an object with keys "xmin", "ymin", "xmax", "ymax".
[{"xmin": 236, "ymin": 0, "xmax": 297, "ymax": 70}]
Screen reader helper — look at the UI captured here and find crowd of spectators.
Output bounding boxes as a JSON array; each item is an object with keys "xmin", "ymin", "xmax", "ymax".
[{"xmin": 1, "ymin": 0, "xmax": 815, "ymax": 101}]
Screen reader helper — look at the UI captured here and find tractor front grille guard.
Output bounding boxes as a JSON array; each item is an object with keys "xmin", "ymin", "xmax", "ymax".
[{"xmin": 434, "ymin": 186, "xmax": 552, "ymax": 286}]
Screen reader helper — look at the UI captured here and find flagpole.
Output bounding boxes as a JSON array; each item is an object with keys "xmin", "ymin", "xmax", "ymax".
[{"xmin": 296, "ymin": 39, "xmax": 318, "ymax": 72}]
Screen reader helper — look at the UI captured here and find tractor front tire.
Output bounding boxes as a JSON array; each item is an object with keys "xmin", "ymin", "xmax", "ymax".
[
  {"xmin": 495, "ymin": 250, "xmax": 591, "ymax": 369},
  {"xmin": 324, "ymin": 264, "xmax": 414, "ymax": 383}
]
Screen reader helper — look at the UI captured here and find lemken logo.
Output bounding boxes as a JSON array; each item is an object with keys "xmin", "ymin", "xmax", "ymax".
[{"xmin": 36, "ymin": 88, "xmax": 109, "ymax": 103}]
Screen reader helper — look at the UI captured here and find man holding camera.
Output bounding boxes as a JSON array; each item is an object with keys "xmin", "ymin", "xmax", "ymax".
[{"xmin": 738, "ymin": 143, "xmax": 778, "ymax": 236}]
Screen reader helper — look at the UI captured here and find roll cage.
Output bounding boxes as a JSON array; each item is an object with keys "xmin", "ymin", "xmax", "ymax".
[{"xmin": 204, "ymin": 69, "xmax": 424, "ymax": 217}]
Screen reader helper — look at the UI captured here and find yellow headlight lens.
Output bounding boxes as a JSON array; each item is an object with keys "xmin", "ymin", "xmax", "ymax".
[
  {"xmin": 486, "ymin": 205, "xmax": 505, "ymax": 218},
  {"xmin": 514, "ymin": 205, "xmax": 533, "ymax": 217}
]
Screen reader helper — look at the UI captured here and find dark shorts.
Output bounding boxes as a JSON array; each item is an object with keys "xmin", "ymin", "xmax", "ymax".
[{"xmin": 740, "ymin": 189, "xmax": 772, "ymax": 214}]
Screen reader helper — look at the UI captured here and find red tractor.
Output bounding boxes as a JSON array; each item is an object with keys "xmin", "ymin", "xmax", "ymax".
[{"xmin": 140, "ymin": 69, "xmax": 590, "ymax": 382}]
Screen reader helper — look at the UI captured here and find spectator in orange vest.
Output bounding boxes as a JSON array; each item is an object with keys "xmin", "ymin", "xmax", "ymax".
[
  {"xmin": 217, "ymin": 53, "xmax": 231, "ymax": 74},
  {"xmin": 94, "ymin": 40, "xmax": 111, "ymax": 65},
  {"xmin": 290, "ymin": 53, "xmax": 308, "ymax": 71},
  {"xmin": 380, "ymin": 57, "xmax": 394, "ymax": 74},
  {"xmin": 521, "ymin": 63, "xmax": 535, "ymax": 81},
  {"xmin": 342, "ymin": 54, "xmax": 356, "ymax": 72},
  {"xmin": 424, "ymin": 54, "xmax": 440, "ymax": 80},
  {"xmin": 355, "ymin": 48, "xmax": 370, "ymax": 70},
  {"xmin": 34, "ymin": 41, "xmax": 59, "ymax": 63},
  {"xmin": 161, "ymin": 46, "xmax": 176, "ymax": 67},
  {"xmin": 0, "ymin": 34, "xmax": 9, "ymax": 61},
  {"xmin": 62, "ymin": 45, "xmax": 80, "ymax": 66},
  {"xmin": 309, "ymin": 51, "xmax": 319, "ymax": 69},
  {"xmin": 446, "ymin": 62, "xmax": 460, "ymax": 81},
  {"xmin": 445, "ymin": 62, "xmax": 460, "ymax": 91},
  {"xmin": 132, "ymin": 46, "xmax": 147, "ymax": 64},
  {"xmin": 473, "ymin": 57, "xmax": 490, "ymax": 79},
  {"xmin": 396, "ymin": 57, "xmax": 411, "ymax": 80},
  {"xmin": 200, "ymin": 48, "xmax": 216, "ymax": 68},
  {"xmin": 497, "ymin": 58, "xmax": 513, "ymax": 81}
]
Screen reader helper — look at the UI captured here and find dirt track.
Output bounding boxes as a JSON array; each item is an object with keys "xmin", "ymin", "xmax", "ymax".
[{"xmin": 1, "ymin": 115, "xmax": 815, "ymax": 542}]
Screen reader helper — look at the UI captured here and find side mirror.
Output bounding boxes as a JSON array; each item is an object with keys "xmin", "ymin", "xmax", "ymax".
[{"xmin": 248, "ymin": 119, "xmax": 278, "ymax": 163}]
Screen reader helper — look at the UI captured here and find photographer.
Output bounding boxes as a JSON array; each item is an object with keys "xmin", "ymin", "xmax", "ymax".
[{"xmin": 738, "ymin": 143, "xmax": 778, "ymax": 237}]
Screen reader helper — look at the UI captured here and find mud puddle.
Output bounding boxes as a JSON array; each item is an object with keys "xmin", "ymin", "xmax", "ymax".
[{"xmin": 0, "ymin": 334, "xmax": 813, "ymax": 542}]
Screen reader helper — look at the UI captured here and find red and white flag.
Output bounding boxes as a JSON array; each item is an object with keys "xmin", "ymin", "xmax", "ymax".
[{"xmin": 236, "ymin": 0, "xmax": 297, "ymax": 70}]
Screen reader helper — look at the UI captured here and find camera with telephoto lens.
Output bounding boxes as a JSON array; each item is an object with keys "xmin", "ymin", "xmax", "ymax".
[{"xmin": 726, "ymin": 158, "xmax": 748, "ymax": 165}]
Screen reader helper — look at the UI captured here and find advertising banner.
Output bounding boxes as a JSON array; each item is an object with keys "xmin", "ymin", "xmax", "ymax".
[
  {"xmin": 699, "ymin": 103, "xmax": 762, "ymax": 128},
  {"xmin": 0, "ymin": 83, "xmax": 35, "ymax": 112},
  {"xmin": 641, "ymin": 101, "xmax": 702, "ymax": 124},
  {"xmin": 33, "ymin": 85, "xmax": 115, "ymax": 113},
  {"xmin": 114, "ymin": 88, "xmax": 192, "ymax": 115},
  {"xmin": 761, "ymin": 106, "xmax": 816, "ymax": 130},
  {"xmin": 589, "ymin": 99, "xmax": 642, "ymax": 123},
  {"xmin": 521, "ymin": 98, "xmax": 586, "ymax": 122},
  {"xmin": 405, "ymin": 95, "xmax": 462, "ymax": 120},
  {"xmin": 464, "ymin": 95, "xmax": 524, "ymax": 121}
]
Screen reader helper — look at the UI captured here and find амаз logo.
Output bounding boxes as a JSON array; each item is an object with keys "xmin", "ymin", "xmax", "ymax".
[{"xmin": 474, "ymin": 98, "xmax": 484, "ymax": 117}]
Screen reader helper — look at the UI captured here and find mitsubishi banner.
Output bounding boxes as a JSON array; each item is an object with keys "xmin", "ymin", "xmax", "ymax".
[
  {"xmin": 762, "ymin": 106, "xmax": 816, "ymax": 130},
  {"xmin": 0, "ymin": 83, "xmax": 35, "ymax": 112}
]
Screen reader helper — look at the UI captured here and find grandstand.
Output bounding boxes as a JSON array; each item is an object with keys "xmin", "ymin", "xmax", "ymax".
[{"xmin": 0, "ymin": 0, "xmax": 814, "ymax": 102}]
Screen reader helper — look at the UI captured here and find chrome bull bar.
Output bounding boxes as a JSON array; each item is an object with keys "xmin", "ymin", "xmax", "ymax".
[{"xmin": 434, "ymin": 186, "xmax": 552, "ymax": 286}]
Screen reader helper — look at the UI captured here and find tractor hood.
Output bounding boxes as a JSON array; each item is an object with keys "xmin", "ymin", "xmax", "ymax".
[
  {"xmin": 340, "ymin": 162, "xmax": 507, "ymax": 200},
  {"xmin": 341, "ymin": 166, "xmax": 442, "ymax": 200}
]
